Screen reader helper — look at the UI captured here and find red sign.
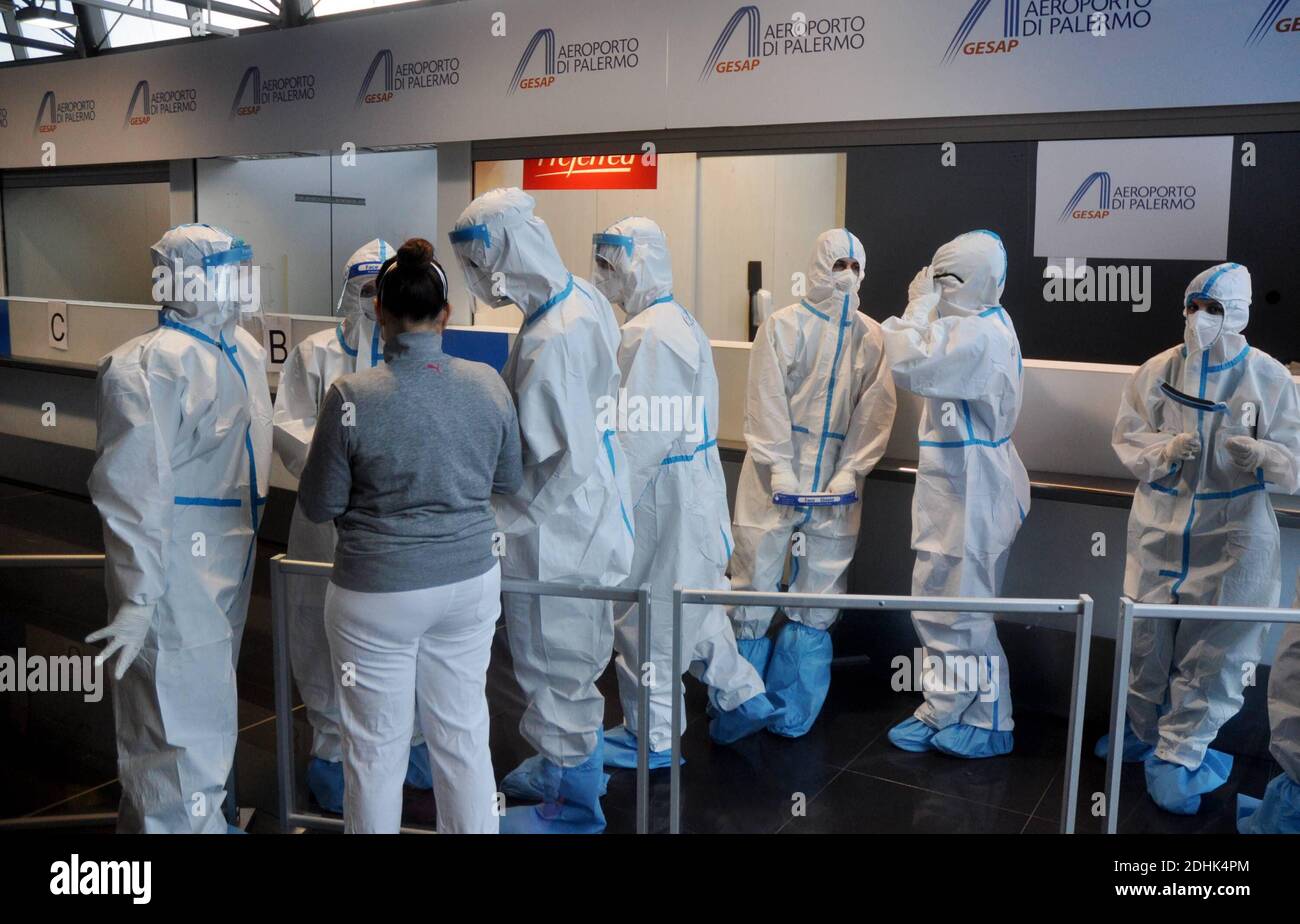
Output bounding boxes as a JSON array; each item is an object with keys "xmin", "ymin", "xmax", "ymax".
[{"xmin": 523, "ymin": 155, "xmax": 657, "ymax": 191}]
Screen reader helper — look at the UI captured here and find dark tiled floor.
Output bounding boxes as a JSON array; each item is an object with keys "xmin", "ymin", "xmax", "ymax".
[{"xmin": 2, "ymin": 480, "xmax": 1284, "ymax": 835}]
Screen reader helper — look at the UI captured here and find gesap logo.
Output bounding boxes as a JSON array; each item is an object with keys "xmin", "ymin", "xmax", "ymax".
[
  {"xmin": 34, "ymin": 91, "xmax": 96, "ymax": 134},
  {"xmin": 523, "ymin": 155, "xmax": 657, "ymax": 191},
  {"xmin": 1059, "ymin": 169, "xmax": 1198, "ymax": 223},
  {"xmin": 700, "ymin": 5, "xmax": 866, "ymax": 80},
  {"xmin": 356, "ymin": 50, "xmax": 460, "ymax": 107},
  {"xmin": 1247, "ymin": 0, "xmax": 1299, "ymax": 45},
  {"xmin": 944, "ymin": 0, "xmax": 1155, "ymax": 64},
  {"xmin": 125, "ymin": 80, "xmax": 198, "ymax": 127},
  {"xmin": 230, "ymin": 66, "xmax": 316, "ymax": 117},
  {"xmin": 507, "ymin": 28, "xmax": 640, "ymax": 95}
]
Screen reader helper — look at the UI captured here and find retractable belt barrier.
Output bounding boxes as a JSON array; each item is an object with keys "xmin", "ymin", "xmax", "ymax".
[
  {"xmin": 269, "ymin": 555, "xmax": 655, "ymax": 833},
  {"xmin": 1105, "ymin": 597, "xmax": 1300, "ymax": 834},
  {"xmin": 671, "ymin": 587, "xmax": 1095, "ymax": 834}
]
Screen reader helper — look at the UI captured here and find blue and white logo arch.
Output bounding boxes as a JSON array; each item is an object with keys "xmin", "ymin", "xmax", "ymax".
[
  {"xmin": 1248, "ymin": 0, "xmax": 1298, "ymax": 45},
  {"xmin": 34, "ymin": 90, "xmax": 95, "ymax": 134},
  {"xmin": 506, "ymin": 27, "xmax": 639, "ymax": 96},
  {"xmin": 126, "ymin": 80, "xmax": 198, "ymax": 127},
  {"xmin": 1058, "ymin": 171, "xmax": 1112, "ymax": 222},
  {"xmin": 357, "ymin": 49, "xmax": 460, "ymax": 107},
  {"xmin": 231, "ymin": 65, "xmax": 316, "ymax": 117},
  {"xmin": 943, "ymin": 0, "xmax": 1155, "ymax": 64},
  {"xmin": 699, "ymin": 4, "xmax": 865, "ymax": 81}
]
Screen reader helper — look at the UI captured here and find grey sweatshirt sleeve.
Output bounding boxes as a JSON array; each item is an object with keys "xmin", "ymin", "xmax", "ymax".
[
  {"xmin": 494, "ymin": 389, "xmax": 523, "ymax": 495},
  {"xmin": 298, "ymin": 383, "xmax": 353, "ymax": 524}
]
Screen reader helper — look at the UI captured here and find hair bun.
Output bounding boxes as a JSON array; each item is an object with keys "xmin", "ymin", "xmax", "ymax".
[{"xmin": 396, "ymin": 238, "xmax": 434, "ymax": 269}]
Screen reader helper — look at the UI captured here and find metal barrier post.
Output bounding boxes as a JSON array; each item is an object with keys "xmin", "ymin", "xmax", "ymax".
[
  {"xmin": 1104, "ymin": 596, "xmax": 1300, "ymax": 833},
  {"xmin": 270, "ymin": 554, "xmax": 297, "ymax": 833},
  {"xmin": 634, "ymin": 584, "xmax": 652, "ymax": 835},
  {"xmin": 670, "ymin": 585, "xmax": 684, "ymax": 834},
  {"xmin": 672, "ymin": 587, "xmax": 1092, "ymax": 835},
  {"xmin": 1104, "ymin": 597, "xmax": 1135, "ymax": 834}
]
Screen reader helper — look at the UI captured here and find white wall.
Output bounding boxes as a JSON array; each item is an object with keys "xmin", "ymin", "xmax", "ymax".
[
  {"xmin": 2, "ymin": 183, "xmax": 172, "ymax": 304},
  {"xmin": 697, "ymin": 153, "xmax": 845, "ymax": 341}
]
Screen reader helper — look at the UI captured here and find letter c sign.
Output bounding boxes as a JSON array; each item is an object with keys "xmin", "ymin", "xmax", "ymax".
[{"xmin": 48, "ymin": 301, "xmax": 68, "ymax": 351}]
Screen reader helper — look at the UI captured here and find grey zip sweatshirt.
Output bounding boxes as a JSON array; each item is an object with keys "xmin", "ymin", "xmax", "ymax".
[{"xmin": 298, "ymin": 330, "xmax": 522, "ymax": 593}]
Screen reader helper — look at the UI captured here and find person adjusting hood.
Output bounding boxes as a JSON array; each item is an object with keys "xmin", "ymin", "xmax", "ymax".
[
  {"xmin": 590, "ymin": 217, "xmax": 780, "ymax": 766},
  {"xmin": 729, "ymin": 228, "xmax": 897, "ymax": 739},
  {"xmin": 1105, "ymin": 262, "xmax": 1300, "ymax": 815},
  {"xmin": 882, "ymin": 230, "xmax": 1029, "ymax": 760},
  {"xmin": 449, "ymin": 188, "xmax": 634, "ymax": 834},
  {"xmin": 86, "ymin": 224, "xmax": 273, "ymax": 832},
  {"xmin": 271, "ymin": 239, "xmax": 436, "ymax": 812}
]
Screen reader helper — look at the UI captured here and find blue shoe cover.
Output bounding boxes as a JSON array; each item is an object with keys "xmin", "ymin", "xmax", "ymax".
[
  {"xmin": 306, "ymin": 757, "xmax": 345, "ymax": 814},
  {"xmin": 1093, "ymin": 722, "xmax": 1156, "ymax": 763},
  {"xmin": 602, "ymin": 725, "xmax": 679, "ymax": 769},
  {"xmin": 932, "ymin": 723, "xmax": 1014, "ymax": 759},
  {"xmin": 888, "ymin": 717, "xmax": 939, "ymax": 753},
  {"xmin": 500, "ymin": 736, "xmax": 607, "ymax": 835},
  {"xmin": 1237, "ymin": 774, "xmax": 1300, "ymax": 834},
  {"xmin": 226, "ymin": 824, "xmax": 247, "ymax": 834},
  {"xmin": 1144, "ymin": 749, "xmax": 1233, "ymax": 815},
  {"xmin": 502, "ymin": 754, "xmax": 610, "ymax": 800},
  {"xmin": 709, "ymin": 692, "xmax": 782, "ymax": 745},
  {"xmin": 737, "ymin": 637, "xmax": 773, "ymax": 678},
  {"xmin": 764, "ymin": 622, "xmax": 832, "ymax": 738},
  {"xmin": 405, "ymin": 742, "xmax": 433, "ymax": 790}
]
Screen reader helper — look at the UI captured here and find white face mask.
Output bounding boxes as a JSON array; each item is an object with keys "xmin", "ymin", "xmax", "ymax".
[
  {"xmin": 1184, "ymin": 309, "xmax": 1224, "ymax": 353},
  {"xmin": 831, "ymin": 268, "xmax": 859, "ymax": 294}
]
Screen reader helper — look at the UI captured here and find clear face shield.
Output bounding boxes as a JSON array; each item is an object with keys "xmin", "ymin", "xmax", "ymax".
[
  {"xmin": 450, "ymin": 224, "xmax": 511, "ymax": 311},
  {"xmin": 202, "ymin": 239, "xmax": 261, "ymax": 335},
  {"xmin": 339, "ymin": 259, "xmax": 385, "ymax": 321},
  {"xmin": 591, "ymin": 232, "xmax": 635, "ymax": 308}
]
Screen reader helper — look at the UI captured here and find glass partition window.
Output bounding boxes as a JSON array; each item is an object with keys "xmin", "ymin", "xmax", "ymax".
[{"xmin": 196, "ymin": 148, "xmax": 438, "ymax": 316}]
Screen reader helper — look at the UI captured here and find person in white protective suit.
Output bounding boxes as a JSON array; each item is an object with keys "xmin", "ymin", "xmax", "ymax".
[
  {"xmin": 1099, "ymin": 262, "xmax": 1300, "ymax": 814},
  {"xmin": 589, "ymin": 217, "xmax": 782, "ymax": 765},
  {"xmin": 272, "ymin": 239, "xmax": 437, "ymax": 813},
  {"xmin": 86, "ymin": 224, "xmax": 273, "ymax": 833},
  {"xmin": 882, "ymin": 230, "xmax": 1029, "ymax": 760},
  {"xmin": 448, "ymin": 188, "xmax": 634, "ymax": 834},
  {"xmin": 729, "ymin": 228, "xmax": 897, "ymax": 739},
  {"xmin": 1239, "ymin": 574, "xmax": 1300, "ymax": 834}
]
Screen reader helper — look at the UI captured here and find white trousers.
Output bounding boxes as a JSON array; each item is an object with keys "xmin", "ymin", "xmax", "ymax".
[{"xmin": 324, "ymin": 564, "xmax": 501, "ymax": 834}]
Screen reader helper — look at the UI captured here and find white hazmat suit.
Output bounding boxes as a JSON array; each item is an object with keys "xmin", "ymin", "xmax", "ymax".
[
  {"xmin": 1112, "ymin": 262, "xmax": 1300, "ymax": 813},
  {"xmin": 449, "ymin": 188, "xmax": 634, "ymax": 834},
  {"xmin": 88, "ymin": 224, "xmax": 272, "ymax": 833},
  {"xmin": 590, "ymin": 217, "xmax": 776, "ymax": 763},
  {"xmin": 729, "ymin": 228, "xmax": 896, "ymax": 738},
  {"xmin": 882, "ymin": 230, "xmax": 1029, "ymax": 759}
]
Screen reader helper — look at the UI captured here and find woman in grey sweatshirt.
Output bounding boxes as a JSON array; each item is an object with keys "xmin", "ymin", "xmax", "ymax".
[{"xmin": 298, "ymin": 238, "xmax": 521, "ymax": 834}]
